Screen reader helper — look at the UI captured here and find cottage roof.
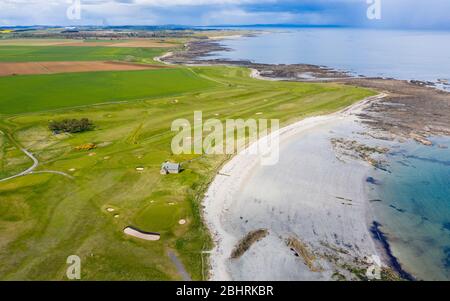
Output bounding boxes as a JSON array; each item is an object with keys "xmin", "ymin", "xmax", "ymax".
[{"xmin": 162, "ymin": 162, "xmax": 180, "ymax": 170}]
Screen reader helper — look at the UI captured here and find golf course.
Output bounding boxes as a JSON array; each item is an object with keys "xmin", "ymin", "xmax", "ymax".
[{"xmin": 0, "ymin": 40, "xmax": 375, "ymax": 280}]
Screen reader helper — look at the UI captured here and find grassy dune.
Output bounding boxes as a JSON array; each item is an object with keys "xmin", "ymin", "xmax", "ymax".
[
  {"xmin": 0, "ymin": 46, "xmax": 167, "ymax": 63},
  {"xmin": 0, "ymin": 49, "xmax": 375, "ymax": 280}
]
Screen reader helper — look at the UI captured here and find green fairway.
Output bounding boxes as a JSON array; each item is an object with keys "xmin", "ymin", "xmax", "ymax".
[
  {"xmin": 0, "ymin": 68, "xmax": 218, "ymax": 115},
  {"xmin": 0, "ymin": 62, "xmax": 376, "ymax": 280},
  {"xmin": 0, "ymin": 46, "xmax": 167, "ymax": 63}
]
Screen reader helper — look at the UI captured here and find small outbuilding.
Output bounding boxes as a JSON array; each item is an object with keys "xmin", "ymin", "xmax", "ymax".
[{"xmin": 160, "ymin": 161, "xmax": 181, "ymax": 175}]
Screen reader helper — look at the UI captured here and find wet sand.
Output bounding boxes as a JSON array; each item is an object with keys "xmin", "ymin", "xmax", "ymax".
[
  {"xmin": 161, "ymin": 37, "xmax": 450, "ymax": 280},
  {"xmin": 203, "ymin": 95, "xmax": 397, "ymax": 280}
]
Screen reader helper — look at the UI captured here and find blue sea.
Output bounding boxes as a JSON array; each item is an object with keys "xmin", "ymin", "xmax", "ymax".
[
  {"xmin": 209, "ymin": 28, "xmax": 450, "ymax": 280},
  {"xmin": 207, "ymin": 28, "xmax": 450, "ymax": 90},
  {"xmin": 368, "ymin": 137, "xmax": 450, "ymax": 280}
]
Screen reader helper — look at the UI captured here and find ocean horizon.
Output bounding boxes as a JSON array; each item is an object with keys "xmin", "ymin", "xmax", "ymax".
[
  {"xmin": 207, "ymin": 27, "xmax": 450, "ymax": 90},
  {"xmin": 209, "ymin": 28, "xmax": 450, "ymax": 280}
]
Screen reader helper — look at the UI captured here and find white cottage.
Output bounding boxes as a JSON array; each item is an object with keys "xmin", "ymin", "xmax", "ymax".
[{"xmin": 160, "ymin": 161, "xmax": 181, "ymax": 175}]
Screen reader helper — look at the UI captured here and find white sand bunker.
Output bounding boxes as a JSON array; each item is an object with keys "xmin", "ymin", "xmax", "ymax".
[
  {"xmin": 124, "ymin": 227, "xmax": 160, "ymax": 241},
  {"xmin": 107, "ymin": 208, "xmax": 115, "ymax": 212},
  {"xmin": 179, "ymin": 219, "xmax": 187, "ymax": 225}
]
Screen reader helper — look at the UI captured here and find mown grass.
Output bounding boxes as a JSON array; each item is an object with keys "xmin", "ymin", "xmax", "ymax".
[
  {"xmin": 0, "ymin": 46, "xmax": 167, "ymax": 63},
  {"xmin": 0, "ymin": 63, "xmax": 376, "ymax": 280}
]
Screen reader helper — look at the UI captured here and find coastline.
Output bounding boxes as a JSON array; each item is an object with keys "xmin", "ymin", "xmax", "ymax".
[
  {"xmin": 163, "ymin": 37, "xmax": 449, "ymax": 146},
  {"xmin": 158, "ymin": 36, "xmax": 450, "ymax": 280},
  {"xmin": 203, "ymin": 94, "xmax": 395, "ymax": 280}
]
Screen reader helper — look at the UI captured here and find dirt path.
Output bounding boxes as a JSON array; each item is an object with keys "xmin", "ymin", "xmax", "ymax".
[
  {"xmin": 167, "ymin": 250, "xmax": 192, "ymax": 281},
  {"xmin": 0, "ymin": 147, "xmax": 38, "ymax": 183},
  {"xmin": 0, "ymin": 132, "xmax": 73, "ymax": 183},
  {"xmin": 30, "ymin": 170, "xmax": 74, "ymax": 179}
]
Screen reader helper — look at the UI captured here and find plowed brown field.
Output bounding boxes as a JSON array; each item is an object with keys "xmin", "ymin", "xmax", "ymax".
[{"xmin": 0, "ymin": 61, "xmax": 168, "ymax": 76}]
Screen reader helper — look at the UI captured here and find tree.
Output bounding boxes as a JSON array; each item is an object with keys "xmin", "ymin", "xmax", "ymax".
[{"xmin": 49, "ymin": 118, "xmax": 94, "ymax": 134}]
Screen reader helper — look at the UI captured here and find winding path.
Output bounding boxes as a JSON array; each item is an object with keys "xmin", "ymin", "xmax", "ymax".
[{"xmin": 0, "ymin": 134, "xmax": 73, "ymax": 183}]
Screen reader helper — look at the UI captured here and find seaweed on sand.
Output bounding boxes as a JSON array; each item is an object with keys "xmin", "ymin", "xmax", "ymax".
[
  {"xmin": 230, "ymin": 229, "xmax": 269, "ymax": 259},
  {"xmin": 286, "ymin": 237, "xmax": 321, "ymax": 272},
  {"xmin": 369, "ymin": 221, "xmax": 415, "ymax": 281}
]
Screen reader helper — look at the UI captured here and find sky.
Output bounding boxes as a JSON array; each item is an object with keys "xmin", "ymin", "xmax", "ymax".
[{"xmin": 0, "ymin": 0, "xmax": 450, "ymax": 29}]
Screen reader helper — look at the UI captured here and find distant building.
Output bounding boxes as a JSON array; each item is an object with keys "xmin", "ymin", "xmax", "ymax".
[{"xmin": 160, "ymin": 161, "xmax": 181, "ymax": 175}]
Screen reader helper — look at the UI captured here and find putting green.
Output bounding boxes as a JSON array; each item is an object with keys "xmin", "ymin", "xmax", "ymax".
[{"xmin": 0, "ymin": 58, "xmax": 376, "ymax": 280}]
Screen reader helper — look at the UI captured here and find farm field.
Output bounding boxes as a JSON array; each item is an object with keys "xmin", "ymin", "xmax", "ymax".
[
  {"xmin": 0, "ymin": 45, "xmax": 168, "ymax": 63},
  {"xmin": 0, "ymin": 39, "xmax": 177, "ymax": 48},
  {"xmin": 0, "ymin": 68, "xmax": 217, "ymax": 114},
  {"xmin": 0, "ymin": 44, "xmax": 376, "ymax": 280},
  {"xmin": 0, "ymin": 61, "xmax": 168, "ymax": 77}
]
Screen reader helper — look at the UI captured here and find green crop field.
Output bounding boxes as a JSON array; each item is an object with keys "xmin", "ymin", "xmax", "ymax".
[
  {"xmin": 0, "ymin": 45, "xmax": 376, "ymax": 280},
  {"xmin": 0, "ymin": 46, "xmax": 167, "ymax": 63},
  {"xmin": 0, "ymin": 68, "xmax": 218, "ymax": 114}
]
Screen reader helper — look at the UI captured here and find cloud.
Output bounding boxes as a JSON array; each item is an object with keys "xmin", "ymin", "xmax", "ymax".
[
  {"xmin": 132, "ymin": 0, "xmax": 274, "ymax": 5},
  {"xmin": 0, "ymin": 0, "xmax": 449, "ymax": 29}
]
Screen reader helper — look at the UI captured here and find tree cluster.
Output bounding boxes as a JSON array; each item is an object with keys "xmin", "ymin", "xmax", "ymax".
[{"xmin": 49, "ymin": 118, "xmax": 94, "ymax": 134}]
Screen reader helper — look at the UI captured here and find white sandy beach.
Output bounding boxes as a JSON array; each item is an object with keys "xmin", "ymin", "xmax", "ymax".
[{"xmin": 203, "ymin": 94, "xmax": 389, "ymax": 281}]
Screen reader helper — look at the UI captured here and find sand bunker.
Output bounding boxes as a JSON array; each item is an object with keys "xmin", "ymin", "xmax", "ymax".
[
  {"xmin": 124, "ymin": 227, "xmax": 160, "ymax": 241},
  {"xmin": 0, "ymin": 61, "xmax": 168, "ymax": 77}
]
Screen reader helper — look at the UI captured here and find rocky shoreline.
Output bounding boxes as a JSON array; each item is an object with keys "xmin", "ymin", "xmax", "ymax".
[
  {"xmin": 162, "ymin": 37, "xmax": 450, "ymax": 281},
  {"xmin": 163, "ymin": 38, "xmax": 450, "ymax": 146}
]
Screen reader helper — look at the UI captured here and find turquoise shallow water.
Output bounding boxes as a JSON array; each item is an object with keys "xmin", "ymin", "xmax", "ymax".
[
  {"xmin": 368, "ymin": 137, "xmax": 450, "ymax": 280},
  {"xmin": 209, "ymin": 27, "xmax": 450, "ymax": 279}
]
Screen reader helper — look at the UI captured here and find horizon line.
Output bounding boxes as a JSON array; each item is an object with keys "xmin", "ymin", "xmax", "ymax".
[{"xmin": 1, "ymin": 24, "xmax": 449, "ymax": 31}]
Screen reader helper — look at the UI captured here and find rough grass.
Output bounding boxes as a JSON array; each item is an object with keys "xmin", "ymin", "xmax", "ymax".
[{"xmin": 0, "ymin": 62, "xmax": 376, "ymax": 280}]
